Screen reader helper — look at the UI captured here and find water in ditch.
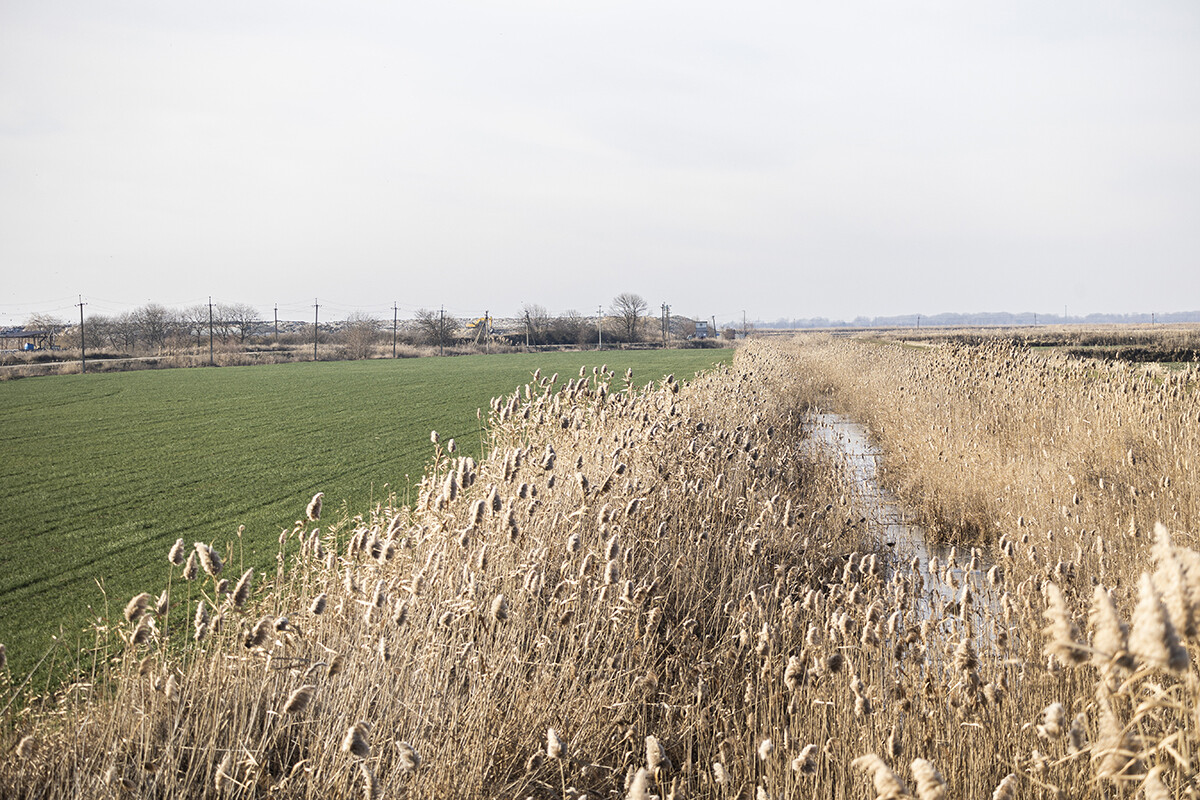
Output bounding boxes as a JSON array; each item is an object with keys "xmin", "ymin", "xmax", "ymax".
[{"xmin": 803, "ymin": 412, "xmax": 996, "ymax": 621}]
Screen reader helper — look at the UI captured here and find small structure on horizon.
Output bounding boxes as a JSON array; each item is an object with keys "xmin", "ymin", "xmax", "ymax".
[{"xmin": 1, "ymin": 328, "xmax": 55, "ymax": 351}]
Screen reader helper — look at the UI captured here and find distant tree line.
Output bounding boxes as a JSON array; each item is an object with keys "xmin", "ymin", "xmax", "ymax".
[{"xmin": 21, "ymin": 292, "xmax": 708, "ymax": 358}]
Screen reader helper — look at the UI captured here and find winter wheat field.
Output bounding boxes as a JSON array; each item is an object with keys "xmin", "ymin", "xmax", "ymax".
[{"xmin": 4, "ymin": 334, "xmax": 1200, "ymax": 799}]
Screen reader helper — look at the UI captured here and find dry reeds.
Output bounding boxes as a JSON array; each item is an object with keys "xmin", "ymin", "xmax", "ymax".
[{"xmin": 5, "ymin": 339, "xmax": 1200, "ymax": 798}]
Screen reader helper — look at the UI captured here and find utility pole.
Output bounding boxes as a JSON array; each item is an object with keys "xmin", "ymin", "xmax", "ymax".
[
  {"xmin": 524, "ymin": 309, "xmax": 531, "ymax": 349},
  {"xmin": 916, "ymin": 314, "xmax": 920, "ymax": 329},
  {"xmin": 439, "ymin": 306, "xmax": 445, "ymax": 356},
  {"xmin": 597, "ymin": 306, "xmax": 603, "ymax": 350},
  {"xmin": 392, "ymin": 302, "xmax": 398, "ymax": 358},
  {"xmin": 313, "ymin": 299, "xmax": 319, "ymax": 361},
  {"xmin": 274, "ymin": 304, "xmax": 279, "ymax": 342},
  {"xmin": 484, "ymin": 311, "xmax": 490, "ymax": 354},
  {"xmin": 77, "ymin": 296, "xmax": 87, "ymax": 374},
  {"xmin": 742, "ymin": 310, "xmax": 747, "ymax": 339},
  {"xmin": 665, "ymin": 304, "xmax": 670, "ymax": 348},
  {"xmin": 208, "ymin": 296, "xmax": 215, "ymax": 366}
]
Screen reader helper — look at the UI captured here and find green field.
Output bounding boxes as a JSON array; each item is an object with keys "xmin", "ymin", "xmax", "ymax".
[{"xmin": 0, "ymin": 349, "xmax": 730, "ymax": 684}]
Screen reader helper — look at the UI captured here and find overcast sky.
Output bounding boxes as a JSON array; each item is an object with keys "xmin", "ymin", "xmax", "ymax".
[{"xmin": 2, "ymin": 1, "xmax": 1198, "ymax": 326}]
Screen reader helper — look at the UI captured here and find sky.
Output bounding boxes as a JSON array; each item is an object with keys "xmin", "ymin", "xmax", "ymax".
[{"xmin": 2, "ymin": 1, "xmax": 1198, "ymax": 327}]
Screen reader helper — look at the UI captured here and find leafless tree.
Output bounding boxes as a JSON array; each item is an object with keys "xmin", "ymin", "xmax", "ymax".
[
  {"xmin": 521, "ymin": 303, "xmax": 551, "ymax": 345},
  {"xmin": 610, "ymin": 292, "xmax": 647, "ymax": 343},
  {"xmin": 552, "ymin": 309, "xmax": 587, "ymax": 345},
  {"xmin": 110, "ymin": 311, "xmax": 140, "ymax": 351},
  {"xmin": 413, "ymin": 309, "xmax": 460, "ymax": 348},
  {"xmin": 135, "ymin": 304, "xmax": 175, "ymax": 351},
  {"xmin": 340, "ymin": 312, "xmax": 381, "ymax": 360},
  {"xmin": 182, "ymin": 306, "xmax": 209, "ymax": 350},
  {"xmin": 75, "ymin": 314, "xmax": 111, "ymax": 351},
  {"xmin": 222, "ymin": 303, "xmax": 259, "ymax": 343}
]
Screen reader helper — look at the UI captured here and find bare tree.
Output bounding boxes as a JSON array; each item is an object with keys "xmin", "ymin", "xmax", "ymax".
[
  {"xmin": 223, "ymin": 303, "xmax": 259, "ymax": 343},
  {"xmin": 78, "ymin": 314, "xmax": 111, "ymax": 351},
  {"xmin": 340, "ymin": 312, "xmax": 381, "ymax": 360},
  {"xmin": 135, "ymin": 304, "xmax": 175, "ymax": 351},
  {"xmin": 552, "ymin": 310, "xmax": 587, "ymax": 345},
  {"xmin": 413, "ymin": 309, "xmax": 460, "ymax": 348},
  {"xmin": 521, "ymin": 303, "xmax": 551, "ymax": 345},
  {"xmin": 212, "ymin": 304, "xmax": 238, "ymax": 344},
  {"xmin": 111, "ymin": 311, "xmax": 140, "ymax": 351},
  {"xmin": 182, "ymin": 306, "xmax": 209, "ymax": 350},
  {"xmin": 610, "ymin": 293, "xmax": 647, "ymax": 343}
]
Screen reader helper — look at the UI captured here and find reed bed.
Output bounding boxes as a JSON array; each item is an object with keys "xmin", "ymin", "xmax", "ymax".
[
  {"xmin": 2, "ymin": 340, "xmax": 1199, "ymax": 798},
  {"xmin": 785, "ymin": 335, "xmax": 1200, "ymax": 553}
]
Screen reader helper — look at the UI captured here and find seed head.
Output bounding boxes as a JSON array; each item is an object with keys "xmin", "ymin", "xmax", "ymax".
[
  {"xmin": 309, "ymin": 593, "xmax": 327, "ymax": 615},
  {"xmin": 489, "ymin": 594, "xmax": 509, "ymax": 623},
  {"xmin": 626, "ymin": 767, "xmax": 652, "ymax": 800},
  {"xmin": 991, "ymin": 773, "xmax": 1018, "ymax": 800},
  {"xmin": 1037, "ymin": 702, "xmax": 1066, "ymax": 739},
  {"xmin": 852, "ymin": 753, "xmax": 907, "ymax": 799},
  {"xmin": 168, "ymin": 538, "xmax": 186, "ymax": 565},
  {"xmin": 123, "ymin": 592, "xmax": 151, "ymax": 623},
  {"xmin": 342, "ymin": 721, "xmax": 371, "ymax": 759},
  {"xmin": 1130, "ymin": 572, "xmax": 1189, "ymax": 673},
  {"xmin": 283, "ymin": 684, "xmax": 316, "ymax": 715},
  {"xmin": 231, "ymin": 569, "xmax": 253, "ymax": 608},
  {"xmin": 244, "ymin": 617, "xmax": 271, "ymax": 648},
  {"xmin": 306, "ymin": 492, "xmax": 323, "ymax": 521},
  {"xmin": 359, "ymin": 762, "xmax": 379, "ymax": 800},
  {"xmin": 182, "ymin": 551, "xmax": 199, "ymax": 581},
  {"xmin": 16, "ymin": 735, "xmax": 36, "ymax": 760},
  {"xmin": 910, "ymin": 758, "xmax": 946, "ymax": 800},
  {"xmin": 547, "ymin": 728, "xmax": 565, "ymax": 759},
  {"xmin": 194, "ymin": 542, "xmax": 222, "ymax": 577},
  {"xmin": 792, "ymin": 744, "xmax": 818, "ymax": 775},
  {"xmin": 395, "ymin": 740, "xmax": 420, "ymax": 773},
  {"xmin": 1042, "ymin": 582, "xmax": 1086, "ymax": 666},
  {"xmin": 1089, "ymin": 586, "xmax": 1131, "ymax": 671}
]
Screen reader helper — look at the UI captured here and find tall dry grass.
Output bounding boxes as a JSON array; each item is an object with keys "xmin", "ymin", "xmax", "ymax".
[
  {"xmin": 784, "ymin": 335, "xmax": 1200, "ymax": 552},
  {"xmin": 2, "ymin": 340, "xmax": 1199, "ymax": 799}
]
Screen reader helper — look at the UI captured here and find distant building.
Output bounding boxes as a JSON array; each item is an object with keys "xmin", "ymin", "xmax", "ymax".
[
  {"xmin": 0, "ymin": 328, "xmax": 55, "ymax": 351},
  {"xmin": 694, "ymin": 320, "xmax": 709, "ymax": 339}
]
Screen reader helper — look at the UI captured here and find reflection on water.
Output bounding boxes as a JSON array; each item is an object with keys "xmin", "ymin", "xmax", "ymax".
[{"xmin": 804, "ymin": 412, "xmax": 996, "ymax": 624}]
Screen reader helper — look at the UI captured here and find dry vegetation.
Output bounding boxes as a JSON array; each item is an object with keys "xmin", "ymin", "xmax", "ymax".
[
  {"xmin": 786, "ymin": 334, "xmax": 1200, "ymax": 551},
  {"xmin": 3, "ymin": 338, "xmax": 1200, "ymax": 798}
]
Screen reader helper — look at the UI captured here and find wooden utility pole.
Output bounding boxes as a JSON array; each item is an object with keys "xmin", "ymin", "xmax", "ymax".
[
  {"xmin": 77, "ymin": 296, "xmax": 87, "ymax": 374},
  {"xmin": 524, "ymin": 309, "xmax": 531, "ymax": 349},
  {"xmin": 392, "ymin": 302, "xmax": 398, "ymax": 358},
  {"xmin": 274, "ymin": 304, "xmax": 279, "ymax": 342},
  {"xmin": 438, "ymin": 306, "xmax": 444, "ymax": 356},
  {"xmin": 313, "ymin": 299, "xmax": 319, "ymax": 361},
  {"xmin": 742, "ymin": 310, "xmax": 747, "ymax": 339},
  {"xmin": 484, "ymin": 311, "xmax": 490, "ymax": 354},
  {"xmin": 208, "ymin": 297, "xmax": 215, "ymax": 366},
  {"xmin": 597, "ymin": 306, "xmax": 603, "ymax": 350}
]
